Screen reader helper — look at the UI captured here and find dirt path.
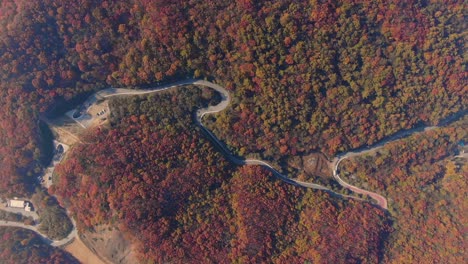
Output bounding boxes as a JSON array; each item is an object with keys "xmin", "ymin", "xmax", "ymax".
[{"xmin": 64, "ymin": 235, "xmax": 107, "ymax": 264}]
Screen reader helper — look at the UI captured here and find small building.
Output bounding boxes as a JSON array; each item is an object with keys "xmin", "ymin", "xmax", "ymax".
[
  {"xmin": 8, "ymin": 199, "xmax": 25, "ymax": 208},
  {"xmin": 7, "ymin": 199, "xmax": 33, "ymax": 211}
]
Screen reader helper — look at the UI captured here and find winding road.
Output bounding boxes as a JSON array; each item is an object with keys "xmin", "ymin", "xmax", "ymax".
[
  {"xmin": 0, "ymin": 217, "xmax": 77, "ymax": 247},
  {"xmin": 6, "ymin": 78, "xmax": 465, "ymax": 250},
  {"xmin": 98, "ymin": 79, "xmax": 464, "ymax": 210},
  {"xmin": 99, "ymin": 80, "xmax": 334, "ymax": 193},
  {"xmin": 96, "ymin": 80, "xmax": 378, "ymax": 200},
  {"xmin": 332, "ymin": 156, "xmax": 387, "ymax": 209}
]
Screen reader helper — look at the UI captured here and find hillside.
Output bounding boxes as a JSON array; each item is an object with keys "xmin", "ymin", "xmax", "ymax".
[
  {"xmin": 0, "ymin": 227, "xmax": 78, "ymax": 264},
  {"xmin": 0, "ymin": 0, "xmax": 465, "ymax": 196},
  {"xmin": 339, "ymin": 116, "xmax": 467, "ymax": 263},
  {"xmin": 54, "ymin": 87, "xmax": 390, "ymax": 263},
  {"xmin": 0, "ymin": 0, "xmax": 465, "ymax": 263}
]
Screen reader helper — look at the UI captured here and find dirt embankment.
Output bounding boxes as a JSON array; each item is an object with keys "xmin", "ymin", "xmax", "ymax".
[
  {"xmin": 289, "ymin": 153, "xmax": 333, "ymax": 181},
  {"xmin": 79, "ymin": 225, "xmax": 139, "ymax": 264}
]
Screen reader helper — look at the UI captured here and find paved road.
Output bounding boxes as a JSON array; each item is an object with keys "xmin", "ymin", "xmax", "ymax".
[
  {"xmin": 0, "ymin": 139, "xmax": 77, "ymax": 247},
  {"xmin": 88, "ymin": 79, "xmax": 382, "ymax": 206},
  {"xmin": 0, "ymin": 206, "xmax": 39, "ymax": 221},
  {"xmin": 96, "ymin": 80, "xmax": 334, "ymax": 192},
  {"xmin": 332, "ymin": 157, "xmax": 388, "ymax": 209},
  {"xmin": 329, "ymin": 109, "xmax": 466, "ymax": 209},
  {"xmin": 41, "ymin": 140, "xmax": 70, "ymax": 189},
  {"xmin": 0, "ymin": 218, "xmax": 76, "ymax": 247},
  {"xmin": 8, "ymin": 79, "xmax": 463, "ymax": 248},
  {"xmin": 100, "ymin": 79, "xmax": 464, "ymax": 210},
  {"xmin": 70, "ymin": 80, "xmax": 380, "ymax": 202}
]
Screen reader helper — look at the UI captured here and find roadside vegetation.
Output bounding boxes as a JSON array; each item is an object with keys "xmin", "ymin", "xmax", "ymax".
[
  {"xmin": 54, "ymin": 88, "xmax": 390, "ymax": 263},
  {"xmin": 31, "ymin": 189, "xmax": 73, "ymax": 240},
  {"xmin": 0, "ymin": 0, "xmax": 465, "ymax": 263},
  {"xmin": 0, "ymin": 210, "xmax": 34, "ymax": 225},
  {"xmin": 340, "ymin": 116, "xmax": 467, "ymax": 263},
  {"xmin": 0, "ymin": 0, "xmax": 465, "ymax": 198}
]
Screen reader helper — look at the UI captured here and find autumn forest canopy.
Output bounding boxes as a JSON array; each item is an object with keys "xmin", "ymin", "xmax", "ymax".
[{"xmin": 0, "ymin": 0, "xmax": 466, "ymax": 263}]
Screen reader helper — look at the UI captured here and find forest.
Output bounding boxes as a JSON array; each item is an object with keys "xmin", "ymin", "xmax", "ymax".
[
  {"xmin": 0, "ymin": 0, "xmax": 465, "ymax": 262},
  {"xmin": 54, "ymin": 88, "xmax": 390, "ymax": 263},
  {"xmin": 339, "ymin": 116, "xmax": 467, "ymax": 263},
  {"xmin": 0, "ymin": 0, "xmax": 465, "ymax": 196}
]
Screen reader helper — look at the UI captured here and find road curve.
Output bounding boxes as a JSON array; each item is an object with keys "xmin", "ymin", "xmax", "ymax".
[
  {"xmin": 99, "ymin": 80, "xmax": 334, "ymax": 193},
  {"xmin": 332, "ymin": 157, "xmax": 388, "ymax": 209},
  {"xmin": 95, "ymin": 80, "xmax": 387, "ymax": 199},
  {"xmin": 0, "ymin": 218, "xmax": 77, "ymax": 247},
  {"xmin": 99, "ymin": 80, "xmax": 465, "ymax": 210},
  {"xmin": 96, "ymin": 80, "xmax": 381, "ymax": 203},
  {"xmin": 4, "ymin": 79, "xmax": 339, "ymax": 251},
  {"xmin": 6, "ymin": 79, "xmax": 466, "ymax": 250},
  {"xmin": 1, "ymin": 79, "xmax": 387, "ymax": 246},
  {"xmin": 329, "ymin": 109, "xmax": 466, "ymax": 209}
]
